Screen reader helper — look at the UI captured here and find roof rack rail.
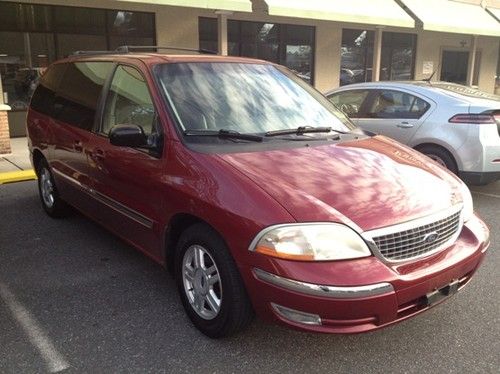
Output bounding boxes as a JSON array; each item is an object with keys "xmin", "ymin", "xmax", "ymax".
[
  {"xmin": 71, "ymin": 50, "xmax": 126, "ymax": 56},
  {"xmin": 70, "ymin": 45, "xmax": 218, "ymax": 57},
  {"xmin": 116, "ymin": 45, "xmax": 217, "ymax": 54}
]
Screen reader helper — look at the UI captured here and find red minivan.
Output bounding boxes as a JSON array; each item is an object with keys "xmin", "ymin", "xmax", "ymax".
[{"xmin": 27, "ymin": 50, "xmax": 490, "ymax": 338}]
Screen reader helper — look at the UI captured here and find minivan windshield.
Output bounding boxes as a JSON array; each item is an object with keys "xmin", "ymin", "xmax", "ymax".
[{"xmin": 155, "ymin": 62, "xmax": 355, "ymax": 140}]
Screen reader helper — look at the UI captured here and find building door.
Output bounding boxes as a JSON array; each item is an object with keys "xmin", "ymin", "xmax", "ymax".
[{"xmin": 440, "ymin": 51, "xmax": 469, "ymax": 85}]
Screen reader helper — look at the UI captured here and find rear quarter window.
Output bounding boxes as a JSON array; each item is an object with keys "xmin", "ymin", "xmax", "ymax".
[
  {"xmin": 30, "ymin": 63, "xmax": 67, "ymax": 117},
  {"xmin": 54, "ymin": 61, "xmax": 114, "ymax": 131}
]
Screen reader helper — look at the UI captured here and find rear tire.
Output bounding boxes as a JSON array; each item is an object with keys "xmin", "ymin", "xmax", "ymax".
[
  {"xmin": 417, "ymin": 145, "xmax": 458, "ymax": 175},
  {"xmin": 174, "ymin": 223, "xmax": 254, "ymax": 338},
  {"xmin": 36, "ymin": 159, "xmax": 70, "ymax": 218}
]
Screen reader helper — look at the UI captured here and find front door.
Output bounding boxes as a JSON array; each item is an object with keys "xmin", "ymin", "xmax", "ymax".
[
  {"xmin": 440, "ymin": 51, "xmax": 469, "ymax": 85},
  {"xmin": 86, "ymin": 64, "xmax": 166, "ymax": 260}
]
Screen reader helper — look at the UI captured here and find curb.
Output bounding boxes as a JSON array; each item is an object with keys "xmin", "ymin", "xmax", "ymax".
[{"xmin": 0, "ymin": 170, "xmax": 37, "ymax": 184}]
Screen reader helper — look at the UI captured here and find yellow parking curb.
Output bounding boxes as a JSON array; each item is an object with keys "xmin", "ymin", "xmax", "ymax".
[{"xmin": 0, "ymin": 169, "xmax": 37, "ymax": 184}]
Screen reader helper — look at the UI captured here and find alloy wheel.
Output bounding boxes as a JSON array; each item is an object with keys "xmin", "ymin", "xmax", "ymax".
[
  {"xmin": 40, "ymin": 167, "xmax": 55, "ymax": 208},
  {"xmin": 182, "ymin": 244, "xmax": 222, "ymax": 320}
]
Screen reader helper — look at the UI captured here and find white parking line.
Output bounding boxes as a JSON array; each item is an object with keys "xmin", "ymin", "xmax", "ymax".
[
  {"xmin": 471, "ymin": 191, "xmax": 500, "ymax": 199},
  {"xmin": 0, "ymin": 283, "xmax": 70, "ymax": 373}
]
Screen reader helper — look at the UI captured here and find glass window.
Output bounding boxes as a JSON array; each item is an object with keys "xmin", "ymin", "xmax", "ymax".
[
  {"xmin": 23, "ymin": 4, "xmax": 52, "ymax": 32},
  {"xmin": 155, "ymin": 62, "xmax": 353, "ymax": 137},
  {"xmin": 495, "ymin": 43, "xmax": 500, "ymax": 94},
  {"xmin": 0, "ymin": 2, "xmax": 24, "ymax": 31},
  {"xmin": 102, "ymin": 65, "xmax": 156, "ymax": 136},
  {"xmin": 56, "ymin": 62, "xmax": 114, "ymax": 130},
  {"xmin": 328, "ymin": 90, "xmax": 370, "ymax": 117},
  {"xmin": 340, "ymin": 29, "xmax": 374, "ymax": 86},
  {"xmin": 283, "ymin": 25, "xmax": 314, "ymax": 84},
  {"xmin": 56, "ymin": 34, "xmax": 108, "ymax": 59},
  {"xmin": 225, "ymin": 20, "xmax": 315, "ymax": 84},
  {"xmin": 367, "ymin": 90, "xmax": 429, "ymax": 119},
  {"xmin": 380, "ymin": 32, "xmax": 416, "ymax": 81},
  {"xmin": 107, "ymin": 10, "xmax": 155, "ymax": 37},
  {"xmin": 30, "ymin": 63, "xmax": 67, "ymax": 117},
  {"xmin": 0, "ymin": 3, "xmax": 155, "ymax": 118},
  {"xmin": 108, "ymin": 36, "xmax": 155, "ymax": 51},
  {"xmin": 199, "ymin": 17, "xmax": 218, "ymax": 53},
  {"xmin": 53, "ymin": 6, "xmax": 105, "ymax": 35}
]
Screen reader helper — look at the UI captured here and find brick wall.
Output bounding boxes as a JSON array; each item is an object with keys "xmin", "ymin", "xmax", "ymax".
[{"xmin": 0, "ymin": 110, "xmax": 11, "ymax": 154}]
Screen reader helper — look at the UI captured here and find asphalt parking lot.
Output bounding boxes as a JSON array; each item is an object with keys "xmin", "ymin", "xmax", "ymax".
[{"xmin": 1, "ymin": 180, "xmax": 499, "ymax": 374}]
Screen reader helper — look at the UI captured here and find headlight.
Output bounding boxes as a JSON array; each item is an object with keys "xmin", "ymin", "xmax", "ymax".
[
  {"xmin": 249, "ymin": 223, "xmax": 371, "ymax": 261},
  {"xmin": 460, "ymin": 182, "xmax": 474, "ymax": 222}
]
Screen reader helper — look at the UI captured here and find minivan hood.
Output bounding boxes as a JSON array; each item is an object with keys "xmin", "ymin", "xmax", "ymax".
[{"xmin": 217, "ymin": 136, "xmax": 463, "ymax": 232}]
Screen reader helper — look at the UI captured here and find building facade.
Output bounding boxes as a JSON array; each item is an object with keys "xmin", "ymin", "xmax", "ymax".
[{"xmin": 1, "ymin": 0, "xmax": 499, "ymax": 152}]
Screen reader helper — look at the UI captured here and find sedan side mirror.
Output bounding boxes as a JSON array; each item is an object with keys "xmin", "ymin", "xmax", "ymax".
[{"xmin": 109, "ymin": 124, "xmax": 148, "ymax": 148}]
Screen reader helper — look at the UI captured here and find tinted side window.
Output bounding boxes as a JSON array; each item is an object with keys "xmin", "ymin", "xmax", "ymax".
[
  {"xmin": 55, "ymin": 62, "xmax": 113, "ymax": 131},
  {"xmin": 368, "ymin": 90, "xmax": 429, "ymax": 119},
  {"xmin": 102, "ymin": 65, "xmax": 156, "ymax": 136},
  {"xmin": 328, "ymin": 90, "xmax": 370, "ymax": 117},
  {"xmin": 30, "ymin": 63, "xmax": 67, "ymax": 117}
]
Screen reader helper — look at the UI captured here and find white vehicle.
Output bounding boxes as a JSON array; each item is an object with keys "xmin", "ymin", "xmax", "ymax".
[{"xmin": 326, "ymin": 82, "xmax": 500, "ymax": 185}]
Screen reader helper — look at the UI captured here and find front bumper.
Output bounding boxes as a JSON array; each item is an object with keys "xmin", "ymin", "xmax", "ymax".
[{"xmin": 242, "ymin": 214, "xmax": 490, "ymax": 334}]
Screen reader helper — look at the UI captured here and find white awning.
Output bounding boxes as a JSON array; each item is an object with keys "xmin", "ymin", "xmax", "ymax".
[
  {"xmin": 401, "ymin": 0, "xmax": 500, "ymax": 36},
  {"xmin": 487, "ymin": 7, "xmax": 500, "ymax": 23},
  {"xmin": 118, "ymin": 0, "xmax": 252, "ymax": 12},
  {"xmin": 263, "ymin": 0, "xmax": 415, "ymax": 28}
]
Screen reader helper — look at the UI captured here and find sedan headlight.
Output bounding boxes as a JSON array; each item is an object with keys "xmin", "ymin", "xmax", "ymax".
[
  {"xmin": 460, "ymin": 182, "xmax": 474, "ymax": 222},
  {"xmin": 249, "ymin": 223, "xmax": 371, "ymax": 261}
]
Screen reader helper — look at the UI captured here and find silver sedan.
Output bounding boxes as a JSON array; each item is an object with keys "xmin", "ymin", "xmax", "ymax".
[{"xmin": 326, "ymin": 81, "xmax": 500, "ymax": 185}]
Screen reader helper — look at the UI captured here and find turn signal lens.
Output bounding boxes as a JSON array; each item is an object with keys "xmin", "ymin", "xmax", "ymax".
[{"xmin": 251, "ymin": 223, "xmax": 371, "ymax": 261}]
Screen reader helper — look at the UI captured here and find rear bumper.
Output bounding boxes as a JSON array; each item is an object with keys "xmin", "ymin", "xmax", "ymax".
[
  {"xmin": 459, "ymin": 171, "xmax": 500, "ymax": 185},
  {"xmin": 242, "ymin": 214, "xmax": 490, "ymax": 334}
]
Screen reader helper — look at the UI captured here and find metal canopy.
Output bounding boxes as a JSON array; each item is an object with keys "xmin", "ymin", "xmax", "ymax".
[
  {"xmin": 118, "ymin": 0, "xmax": 252, "ymax": 12},
  {"xmin": 263, "ymin": 0, "xmax": 415, "ymax": 28},
  {"xmin": 401, "ymin": 0, "xmax": 500, "ymax": 36}
]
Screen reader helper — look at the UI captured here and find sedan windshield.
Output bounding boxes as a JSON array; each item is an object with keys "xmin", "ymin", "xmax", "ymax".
[{"xmin": 155, "ymin": 62, "xmax": 355, "ymax": 140}]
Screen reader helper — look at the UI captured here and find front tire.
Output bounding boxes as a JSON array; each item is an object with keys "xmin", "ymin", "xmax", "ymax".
[
  {"xmin": 175, "ymin": 223, "xmax": 254, "ymax": 338},
  {"xmin": 36, "ymin": 159, "xmax": 69, "ymax": 218}
]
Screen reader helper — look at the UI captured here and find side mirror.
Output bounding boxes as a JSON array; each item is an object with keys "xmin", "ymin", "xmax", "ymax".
[{"xmin": 109, "ymin": 124, "xmax": 148, "ymax": 148}]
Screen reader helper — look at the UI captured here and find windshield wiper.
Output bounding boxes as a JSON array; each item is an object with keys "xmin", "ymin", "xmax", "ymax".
[
  {"xmin": 183, "ymin": 129, "xmax": 263, "ymax": 142},
  {"xmin": 265, "ymin": 126, "xmax": 348, "ymax": 137}
]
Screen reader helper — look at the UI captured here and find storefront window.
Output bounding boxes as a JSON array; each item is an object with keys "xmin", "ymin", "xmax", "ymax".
[
  {"xmin": 340, "ymin": 29, "xmax": 416, "ymax": 85},
  {"xmin": 53, "ymin": 6, "xmax": 106, "ymax": 35},
  {"xmin": 380, "ymin": 32, "xmax": 416, "ymax": 81},
  {"xmin": 496, "ymin": 43, "xmax": 500, "ymax": 94},
  {"xmin": 199, "ymin": 17, "xmax": 218, "ymax": 53},
  {"xmin": 199, "ymin": 18, "xmax": 315, "ymax": 84},
  {"xmin": 0, "ymin": 2, "xmax": 155, "ymax": 114},
  {"xmin": 340, "ymin": 29, "xmax": 374, "ymax": 86},
  {"xmin": 229, "ymin": 20, "xmax": 314, "ymax": 84}
]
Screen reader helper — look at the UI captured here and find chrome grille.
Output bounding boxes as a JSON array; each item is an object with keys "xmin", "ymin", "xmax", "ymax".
[{"xmin": 370, "ymin": 210, "xmax": 462, "ymax": 262}]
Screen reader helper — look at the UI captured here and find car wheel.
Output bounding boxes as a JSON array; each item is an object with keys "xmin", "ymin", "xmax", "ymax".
[
  {"xmin": 37, "ymin": 159, "xmax": 70, "ymax": 218},
  {"xmin": 175, "ymin": 223, "xmax": 254, "ymax": 338},
  {"xmin": 417, "ymin": 145, "xmax": 458, "ymax": 175}
]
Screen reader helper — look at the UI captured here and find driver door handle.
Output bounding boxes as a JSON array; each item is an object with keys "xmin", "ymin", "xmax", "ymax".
[{"xmin": 397, "ymin": 122, "xmax": 414, "ymax": 129}]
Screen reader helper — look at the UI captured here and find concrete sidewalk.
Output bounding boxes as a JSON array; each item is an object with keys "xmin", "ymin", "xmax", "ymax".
[{"xmin": 0, "ymin": 137, "xmax": 36, "ymax": 184}]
